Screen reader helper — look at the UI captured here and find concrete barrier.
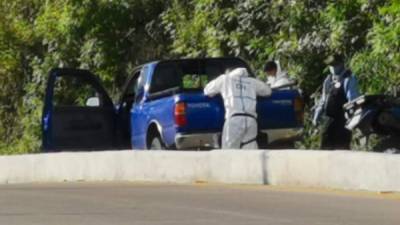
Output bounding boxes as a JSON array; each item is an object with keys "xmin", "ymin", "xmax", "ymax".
[{"xmin": 0, "ymin": 150, "xmax": 399, "ymax": 192}]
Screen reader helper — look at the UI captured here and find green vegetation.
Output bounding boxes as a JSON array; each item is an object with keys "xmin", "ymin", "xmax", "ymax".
[
  {"xmin": 1, "ymin": 0, "xmax": 399, "ymax": 154},
  {"xmin": 0, "ymin": 0, "xmax": 169, "ymax": 154}
]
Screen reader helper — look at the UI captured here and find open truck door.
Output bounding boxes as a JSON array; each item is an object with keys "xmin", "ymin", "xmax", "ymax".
[{"xmin": 42, "ymin": 68, "xmax": 116, "ymax": 151}]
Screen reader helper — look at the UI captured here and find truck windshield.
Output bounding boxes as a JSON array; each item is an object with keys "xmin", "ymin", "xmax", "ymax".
[{"xmin": 150, "ymin": 58, "xmax": 250, "ymax": 93}]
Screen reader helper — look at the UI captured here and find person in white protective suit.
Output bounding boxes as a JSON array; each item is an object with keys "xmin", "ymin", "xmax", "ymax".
[
  {"xmin": 264, "ymin": 61, "xmax": 293, "ymax": 89},
  {"xmin": 204, "ymin": 67, "xmax": 271, "ymax": 149}
]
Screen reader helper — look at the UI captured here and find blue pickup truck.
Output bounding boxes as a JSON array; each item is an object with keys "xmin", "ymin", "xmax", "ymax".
[{"xmin": 42, "ymin": 57, "xmax": 303, "ymax": 151}]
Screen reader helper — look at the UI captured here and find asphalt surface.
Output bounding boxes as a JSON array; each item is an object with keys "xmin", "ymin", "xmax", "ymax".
[{"xmin": 0, "ymin": 183, "xmax": 399, "ymax": 225}]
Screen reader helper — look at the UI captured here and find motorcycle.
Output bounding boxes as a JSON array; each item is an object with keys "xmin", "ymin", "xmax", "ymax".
[{"xmin": 344, "ymin": 94, "xmax": 400, "ymax": 152}]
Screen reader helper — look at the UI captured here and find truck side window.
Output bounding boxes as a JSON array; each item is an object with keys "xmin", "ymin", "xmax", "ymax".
[
  {"xmin": 53, "ymin": 76, "xmax": 103, "ymax": 107},
  {"xmin": 125, "ymin": 76, "xmax": 138, "ymax": 98},
  {"xmin": 120, "ymin": 70, "xmax": 140, "ymax": 112},
  {"xmin": 134, "ymin": 67, "xmax": 148, "ymax": 103},
  {"xmin": 150, "ymin": 64, "xmax": 181, "ymax": 93}
]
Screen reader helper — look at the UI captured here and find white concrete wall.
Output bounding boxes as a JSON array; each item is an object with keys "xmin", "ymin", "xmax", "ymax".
[
  {"xmin": 266, "ymin": 150, "xmax": 400, "ymax": 192},
  {"xmin": 0, "ymin": 150, "xmax": 399, "ymax": 192}
]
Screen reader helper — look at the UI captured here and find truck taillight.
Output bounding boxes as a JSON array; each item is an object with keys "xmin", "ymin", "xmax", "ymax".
[
  {"xmin": 174, "ymin": 102, "xmax": 187, "ymax": 126},
  {"xmin": 294, "ymin": 96, "xmax": 304, "ymax": 125}
]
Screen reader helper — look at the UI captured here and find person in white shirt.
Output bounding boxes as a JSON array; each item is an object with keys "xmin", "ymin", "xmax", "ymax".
[
  {"xmin": 204, "ymin": 67, "xmax": 271, "ymax": 149},
  {"xmin": 264, "ymin": 61, "xmax": 292, "ymax": 89}
]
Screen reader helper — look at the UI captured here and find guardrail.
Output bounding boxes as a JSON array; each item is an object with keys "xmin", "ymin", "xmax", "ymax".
[{"xmin": 0, "ymin": 150, "xmax": 399, "ymax": 192}]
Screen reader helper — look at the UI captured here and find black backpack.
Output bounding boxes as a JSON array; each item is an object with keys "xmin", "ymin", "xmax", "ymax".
[{"xmin": 325, "ymin": 70, "xmax": 352, "ymax": 118}]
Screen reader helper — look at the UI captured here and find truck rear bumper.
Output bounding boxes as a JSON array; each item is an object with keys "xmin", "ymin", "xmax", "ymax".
[
  {"xmin": 261, "ymin": 128, "xmax": 303, "ymax": 144},
  {"xmin": 175, "ymin": 128, "xmax": 302, "ymax": 150},
  {"xmin": 175, "ymin": 132, "xmax": 220, "ymax": 150}
]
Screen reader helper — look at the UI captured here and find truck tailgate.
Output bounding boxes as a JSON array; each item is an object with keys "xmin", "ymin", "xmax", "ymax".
[
  {"xmin": 257, "ymin": 90, "xmax": 302, "ymax": 130},
  {"xmin": 175, "ymin": 93, "xmax": 224, "ymax": 133},
  {"xmin": 175, "ymin": 89, "xmax": 302, "ymax": 133}
]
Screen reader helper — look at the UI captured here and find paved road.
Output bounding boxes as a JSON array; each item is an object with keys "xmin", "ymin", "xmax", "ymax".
[{"xmin": 0, "ymin": 183, "xmax": 399, "ymax": 225}]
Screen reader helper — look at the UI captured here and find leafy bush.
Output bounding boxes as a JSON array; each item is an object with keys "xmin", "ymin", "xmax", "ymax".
[
  {"xmin": 0, "ymin": 0, "xmax": 399, "ymax": 153},
  {"xmin": 162, "ymin": 0, "xmax": 397, "ymax": 149},
  {"xmin": 0, "ymin": 0, "xmax": 168, "ymax": 154}
]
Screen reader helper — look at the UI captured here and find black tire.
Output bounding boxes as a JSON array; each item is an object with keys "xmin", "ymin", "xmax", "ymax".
[
  {"xmin": 267, "ymin": 140, "xmax": 296, "ymax": 149},
  {"xmin": 257, "ymin": 133, "xmax": 269, "ymax": 149},
  {"xmin": 373, "ymin": 135, "xmax": 400, "ymax": 152},
  {"xmin": 146, "ymin": 132, "xmax": 166, "ymax": 150}
]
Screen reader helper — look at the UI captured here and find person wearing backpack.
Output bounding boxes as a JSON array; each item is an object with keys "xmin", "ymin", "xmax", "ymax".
[{"xmin": 313, "ymin": 54, "xmax": 360, "ymax": 150}]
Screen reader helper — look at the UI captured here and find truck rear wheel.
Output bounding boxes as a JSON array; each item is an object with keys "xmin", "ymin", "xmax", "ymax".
[
  {"xmin": 257, "ymin": 133, "xmax": 269, "ymax": 149},
  {"xmin": 147, "ymin": 133, "xmax": 166, "ymax": 150}
]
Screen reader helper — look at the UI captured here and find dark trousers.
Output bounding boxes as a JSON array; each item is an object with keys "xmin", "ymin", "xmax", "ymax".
[{"xmin": 321, "ymin": 117, "xmax": 351, "ymax": 150}]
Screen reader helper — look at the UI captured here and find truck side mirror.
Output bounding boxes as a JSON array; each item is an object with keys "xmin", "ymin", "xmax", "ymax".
[{"xmin": 86, "ymin": 97, "xmax": 100, "ymax": 107}]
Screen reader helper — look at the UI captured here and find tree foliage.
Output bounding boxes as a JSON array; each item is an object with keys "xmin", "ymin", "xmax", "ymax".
[
  {"xmin": 0, "ymin": 0, "xmax": 399, "ymax": 153},
  {"xmin": 162, "ymin": 0, "xmax": 393, "ymax": 95},
  {"xmin": 162, "ymin": 0, "xmax": 399, "ymax": 149},
  {"xmin": 0, "ymin": 0, "xmax": 168, "ymax": 154}
]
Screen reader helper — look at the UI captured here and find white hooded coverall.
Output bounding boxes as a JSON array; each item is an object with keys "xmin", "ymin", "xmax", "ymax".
[
  {"xmin": 266, "ymin": 61, "xmax": 292, "ymax": 89},
  {"xmin": 204, "ymin": 68, "xmax": 271, "ymax": 149}
]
